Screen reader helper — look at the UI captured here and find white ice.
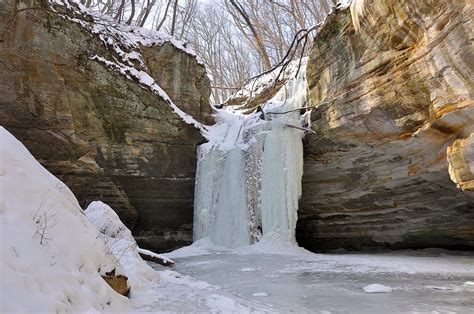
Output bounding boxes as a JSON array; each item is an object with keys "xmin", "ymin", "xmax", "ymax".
[{"xmin": 194, "ymin": 58, "xmax": 308, "ymax": 249}]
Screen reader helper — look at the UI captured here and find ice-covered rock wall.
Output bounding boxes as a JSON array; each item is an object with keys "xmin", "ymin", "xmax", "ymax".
[{"xmin": 194, "ymin": 64, "xmax": 308, "ymax": 248}]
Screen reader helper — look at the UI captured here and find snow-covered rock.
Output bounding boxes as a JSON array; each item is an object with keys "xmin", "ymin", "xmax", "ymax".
[
  {"xmin": 0, "ymin": 127, "xmax": 131, "ymax": 312},
  {"xmin": 49, "ymin": 0, "xmax": 206, "ymax": 131},
  {"xmin": 363, "ymin": 284, "xmax": 393, "ymax": 293}
]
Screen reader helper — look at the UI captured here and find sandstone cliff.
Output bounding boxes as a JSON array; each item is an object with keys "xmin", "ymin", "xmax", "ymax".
[
  {"xmin": 0, "ymin": 0, "xmax": 211, "ymax": 251},
  {"xmin": 297, "ymin": 0, "xmax": 474, "ymax": 250}
]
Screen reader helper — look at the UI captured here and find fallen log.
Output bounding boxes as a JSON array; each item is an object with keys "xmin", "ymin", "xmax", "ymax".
[{"xmin": 137, "ymin": 247, "xmax": 176, "ymax": 267}]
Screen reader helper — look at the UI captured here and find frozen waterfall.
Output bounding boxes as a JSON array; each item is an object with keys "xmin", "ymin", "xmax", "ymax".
[{"xmin": 193, "ymin": 61, "xmax": 309, "ymax": 248}]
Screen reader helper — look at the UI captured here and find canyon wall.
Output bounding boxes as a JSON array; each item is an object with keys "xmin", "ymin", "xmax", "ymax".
[
  {"xmin": 0, "ymin": 0, "xmax": 211, "ymax": 252},
  {"xmin": 297, "ymin": 0, "xmax": 474, "ymax": 250}
]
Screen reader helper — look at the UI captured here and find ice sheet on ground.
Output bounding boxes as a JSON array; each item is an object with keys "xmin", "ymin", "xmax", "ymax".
[
  {"xmin": 155, "ymin": 243, "xmax": 474, "ymax": 313},
  {"xmin": 239, "ymin": 267, "xmax": 257, "ymax": 272}
]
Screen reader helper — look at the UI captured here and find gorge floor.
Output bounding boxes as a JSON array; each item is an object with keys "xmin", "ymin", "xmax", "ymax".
[{"xmin": 150, "ymin": 247, "xmax": 474, "ymax": 313}]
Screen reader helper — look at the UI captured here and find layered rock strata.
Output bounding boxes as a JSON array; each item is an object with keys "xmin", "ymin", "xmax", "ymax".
[{"xmin": 297, "ymin": 0, "xmax": 474, "ymax": 250}]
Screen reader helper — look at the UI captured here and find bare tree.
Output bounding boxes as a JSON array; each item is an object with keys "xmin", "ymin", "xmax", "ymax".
[
  {"xmin": 64, "ymin": 0, "xmax": 335, "ymax": 103},
  {"xmin": 125, "ymin": 0, "xmax": 136, "ymax": 24},
  {"xmin": 169, "ymin": 0, "xmax": 178, "ymax": 35},
  {"xmin": 226, "ymin": 0, "xmax": 271, "ymax": 70}
]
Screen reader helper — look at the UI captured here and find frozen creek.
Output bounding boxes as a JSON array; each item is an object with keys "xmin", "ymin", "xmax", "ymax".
[{"xmin": 155, "ymin": 248, "xmax": 474, "ymax": 313}]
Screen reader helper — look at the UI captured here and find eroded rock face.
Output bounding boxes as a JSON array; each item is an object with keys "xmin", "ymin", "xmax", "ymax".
[
  {"xmin": 448, "ymin": 134, "xmax": 474, "ymax": 192},
  {"xmin": 297, "ymin": 0, "xmax": 474, "ymax": 251},
  {"xmin": 0, "ymin": 1, "xmax": 211, "ymax": 251}
]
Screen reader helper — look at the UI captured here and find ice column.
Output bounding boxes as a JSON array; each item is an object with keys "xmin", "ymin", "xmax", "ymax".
[
  {"xmin": 260, "ymin": 78, "xmax": 305, "ymax": 242},
  {"xmin": 193, "ymin": 63, "xmax": 307, "ymax": 248}
]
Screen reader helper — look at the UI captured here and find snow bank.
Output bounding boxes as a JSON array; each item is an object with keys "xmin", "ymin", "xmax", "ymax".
[
  {"xmin": 137, "ymin": 247, "xmax": 175, "ymax": 266},
  {"xmin": 164, "ymin": 238, "xmax": 226, "ymax": 259},
  {"xmin": 0, "ymin": 127, "xmax": 130, "ymax": 312},
  {"xmin": 84, "ymin": 201, "xmax": 161, "ymax": 307}
]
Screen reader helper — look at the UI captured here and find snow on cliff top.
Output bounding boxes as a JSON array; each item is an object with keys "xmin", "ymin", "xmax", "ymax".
[
  {"xmin": 225, "ymin": 58, "xmax": 308, "ymax": 109},
  {"xmin": 0, "ymin": 127, "xmax": 131, "ymax": 312},
  {"xmin": 49, "ymin": 0, "xmax": 199, "ymax": 61},
  {"xmin": 49, "ymin": 0, "xmax": 206, "ymax": 132}
]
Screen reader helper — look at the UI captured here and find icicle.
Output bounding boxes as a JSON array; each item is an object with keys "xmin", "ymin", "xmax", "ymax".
[
  {"xmin": 211, "ymin": 149, "xmax": 250, "ymax": 248},
  {"xmin": 193, "ymin": 148, "xmax": 224, "ymax": 241}
]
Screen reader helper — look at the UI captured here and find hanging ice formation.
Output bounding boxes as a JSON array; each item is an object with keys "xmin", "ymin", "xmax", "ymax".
[{"xmin": 193, "ymin": 60, "xmax": 310, "ymax": 248}]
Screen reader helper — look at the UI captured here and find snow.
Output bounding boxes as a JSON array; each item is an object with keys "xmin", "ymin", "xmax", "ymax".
[
  {"xmin": 141, "ymin": 270, "xmax": 270, "ymax": 312},
  {"xmin": 252, "ymin": 292, "xmax": 269, "ymax": 297},
  {"xmin": 164, "ymin": 238, "xmax": 216, "ymax": 259},
  {"xmin": 239, "ymin": 267, "xmax": 257, "ymax": 272},
  {"xmin": 48, "ymin": 0, "xmax": 206, "ymax": 131},
  {"xmin": 0, "ymin": 127, "xmax": 131, "ymax": 312},
  {"xmin": 136, "ymin": 247, "xmax": 174, "ymax": 266},
  {"xmin": 84, "ymin": 201, "xmax": 161, "ymax": 308},
  {"xmin": 49, "ymin": 0, "xmax": 198, "ymax": 60},
  {"xmin": 90, "ymin": 55, "xmax": 205, "ymax": 131},
  {"xmin": 0, "ymin": 127, "xmax": 273, "ymax": 313},
  {"xmin": 205, "ymin": 294, "xmax": 256, "ymax": 313},
  {"xmin": 236, "ymin": 232, "xmax": 314, "ymax": 256},
  {"xmin": 226, "ymin": 58, "xmax": 308, "ymax": 110},
  {"xmin": 363, "ymin": 284, "xmax": 393, "ymax": 293}
]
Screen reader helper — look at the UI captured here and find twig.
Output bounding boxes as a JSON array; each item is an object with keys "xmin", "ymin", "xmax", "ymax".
[
  {"xmin": 211, "ymin": 85, "xmax": 240, "ymax": 90},
  {"xmin": 285, "ymin": 123, "xmax": 316, "ymax": 134}
]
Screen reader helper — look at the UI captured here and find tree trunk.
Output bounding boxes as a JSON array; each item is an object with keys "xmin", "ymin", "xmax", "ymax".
[
  {"xmin": 170, "ymin": 0, "xmax": 178, "ymax": 36},
  {"xmin": 227, "ymin": 0, "xmax": 272, "ymax": 70}
]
